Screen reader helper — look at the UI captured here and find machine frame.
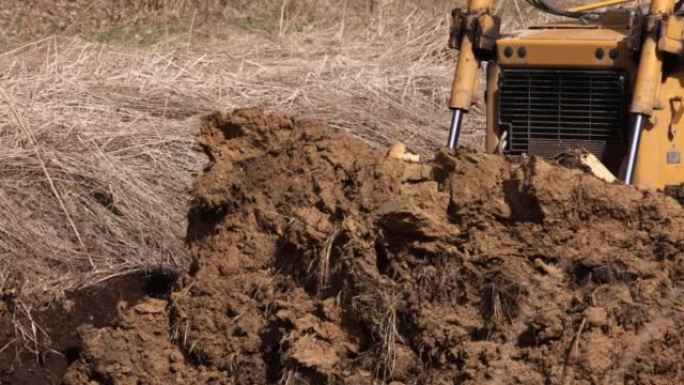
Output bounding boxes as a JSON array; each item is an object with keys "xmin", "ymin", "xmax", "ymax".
[{"xmin": 448, "ymin": 0, "xmax": 684, "ymax": 196}]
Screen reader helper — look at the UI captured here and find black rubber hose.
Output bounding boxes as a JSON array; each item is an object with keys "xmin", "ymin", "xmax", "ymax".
[{"xmin": 525, "ymin": 0, "xmax": 594, "ymax": 18}]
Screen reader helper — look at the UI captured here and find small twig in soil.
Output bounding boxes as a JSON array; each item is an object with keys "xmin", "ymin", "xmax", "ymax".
[{"xmin": 561, "ymin": 316, "xmax": 587, "ymax": 385}]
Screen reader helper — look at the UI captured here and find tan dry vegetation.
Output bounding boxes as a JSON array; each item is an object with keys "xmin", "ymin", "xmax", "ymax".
[{"xmin": 0, "ymin": 0, "xmax": 552, "ymax": 302}]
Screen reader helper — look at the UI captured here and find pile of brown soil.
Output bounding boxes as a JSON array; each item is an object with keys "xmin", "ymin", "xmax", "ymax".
[{"xmin": 4, "ymin": 108, "xmax": 684, "ymax": 384}]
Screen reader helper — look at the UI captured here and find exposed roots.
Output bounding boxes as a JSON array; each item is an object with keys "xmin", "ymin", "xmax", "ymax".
[
  {"xmin": 318, "ymin": 226, "xmax": 341, "ymax": 292},
  {"xmin": 375, "ymin": 291, "xmax": 401, "ymax": 382}
]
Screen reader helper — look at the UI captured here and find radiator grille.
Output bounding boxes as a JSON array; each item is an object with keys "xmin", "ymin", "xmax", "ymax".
[{"xmin": 498, "ymin": 68, "xmax": 627, "ymax": 161}]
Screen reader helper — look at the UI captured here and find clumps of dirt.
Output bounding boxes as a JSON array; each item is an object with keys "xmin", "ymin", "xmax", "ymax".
[
  {"xmin": 8, "ymin": 108, "xmax": 684, "ymax": 384},
  {"xmin": 0, "ymin": 271, "xmax": 177, "ymax": 385}
]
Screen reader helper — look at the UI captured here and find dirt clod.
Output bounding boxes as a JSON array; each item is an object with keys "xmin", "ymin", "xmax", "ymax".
[{"xmin": 4, "ymin": 108, "xmax": 684, "ymax": 384}]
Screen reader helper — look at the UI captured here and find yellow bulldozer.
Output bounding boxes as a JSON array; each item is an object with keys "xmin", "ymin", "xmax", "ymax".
[{"xmin": 447, "ymin": 0, "xmax": 684, "ymax": 199}]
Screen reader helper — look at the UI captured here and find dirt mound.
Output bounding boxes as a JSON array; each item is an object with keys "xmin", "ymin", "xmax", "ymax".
[{"xmin": 4, "ymin": 108, "xmax": 683, "ymax": 384}]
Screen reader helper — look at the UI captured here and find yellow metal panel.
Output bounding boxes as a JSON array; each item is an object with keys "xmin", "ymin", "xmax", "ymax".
[
  {"xmin": 633, "ymin": 66, "xmax": 684, "ymax": 189},
  {"xmin": 658, "ymin": 15, "xmax": 684, "ymax": 55},
  {"xmin": 650, "ymin": 0, "xmax": 678, "ymax": 14},
  {"xmin": 497, "ymin": 28, "xmax": 634, "ymax": 69}
]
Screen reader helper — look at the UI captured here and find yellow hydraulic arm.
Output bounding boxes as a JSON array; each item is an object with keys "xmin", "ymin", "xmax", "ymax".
[{"xmin": 447, "ymin": 0, "xmax": 496, "ymax": 149}]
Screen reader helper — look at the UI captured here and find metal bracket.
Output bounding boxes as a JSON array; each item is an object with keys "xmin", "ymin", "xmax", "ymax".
[
  {"xmin": 474, "ymin": 14, "xmax": 501, "ymax": 56},
  {"xmin": 448, "ymin": 8, "xmax": 466, "ymax": 49},
  {"xmin": 658, "ymin": 14, "xmax": 684, "ymax": 55},
  {"xmin": 448, "ymin": 8, "xmax": 500, "ymax": 60}
]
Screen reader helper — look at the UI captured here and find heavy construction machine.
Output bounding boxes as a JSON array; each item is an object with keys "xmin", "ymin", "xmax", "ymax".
[{"xmin": 447, "ymin": 0, "xmax": 684, "ymax": 199}]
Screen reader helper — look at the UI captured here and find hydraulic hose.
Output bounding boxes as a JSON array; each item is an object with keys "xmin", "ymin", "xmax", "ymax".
[{"xmin": 525, "ymin": 0, "xmax": 595, "ymax": 18}]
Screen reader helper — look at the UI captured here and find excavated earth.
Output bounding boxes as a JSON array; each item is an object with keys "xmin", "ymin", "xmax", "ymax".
[{"xmin": 2, "ymin": 108, "xmax": 684, "ymax": 385}]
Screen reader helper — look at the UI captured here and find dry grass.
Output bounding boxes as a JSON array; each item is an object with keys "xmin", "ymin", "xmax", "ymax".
[
  {"xmin": 377, "ymin": 291, "xmax": 400, "ymax": 381},
  {"xmin": 0, "ymin": 0, "xmax": 555, "ymax": 303},
  {"xmin": 0, "ymin": 38, "xmax": 199, "ymax": 300}
]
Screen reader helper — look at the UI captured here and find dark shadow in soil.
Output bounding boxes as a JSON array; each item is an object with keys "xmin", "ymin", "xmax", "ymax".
[
  {"xmin": 186, "ymin": 202, "xmax": 228, "ymax": 245},
  {"xmin": 502, "ymin": 180, "xmax": 544, "ymax": 224},
  {"xmin": 0, "ymin": 269, "xmax": 177, "ymax": 385}
]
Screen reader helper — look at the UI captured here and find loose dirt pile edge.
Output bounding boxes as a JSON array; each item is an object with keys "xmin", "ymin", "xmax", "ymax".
[{"xmin": 3, "ymin": 108, "xmax": 684, "ymax": 385}]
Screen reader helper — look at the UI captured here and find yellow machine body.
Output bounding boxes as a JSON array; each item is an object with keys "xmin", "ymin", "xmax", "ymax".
[{"xmin": 482, "ymin": 10, "xmax": 684, "ymax": 191}]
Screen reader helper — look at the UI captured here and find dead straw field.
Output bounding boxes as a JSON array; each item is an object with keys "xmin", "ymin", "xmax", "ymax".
[{"xmin": 0, "ymin": 0, "xmax": 549, "ymax": 304}]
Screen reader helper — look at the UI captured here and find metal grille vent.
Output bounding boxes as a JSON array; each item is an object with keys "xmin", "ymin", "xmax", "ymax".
[{"xmin": 498, "ymin": 68, "xmax": 627, "ymax": 160}]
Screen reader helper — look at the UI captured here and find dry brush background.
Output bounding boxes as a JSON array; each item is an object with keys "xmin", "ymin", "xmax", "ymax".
[{"xmin": 0, "ymin": 0, "xmax": 556, "ymax": 303}]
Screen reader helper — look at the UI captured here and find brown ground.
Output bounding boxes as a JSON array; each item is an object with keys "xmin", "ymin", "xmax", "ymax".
[
  {"xmin": 3, "ymin": 1, "xmax": 678, "ymax": 384},
  {"xmin": 2, "ymin": 108, "xmax": 684, "ymax": 384}
]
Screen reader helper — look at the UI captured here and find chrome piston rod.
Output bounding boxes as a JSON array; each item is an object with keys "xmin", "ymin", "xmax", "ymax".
[
  {"xmin": 624, "ymin": 114, "xmax": 645, "ymax": 185},
  {"xmin": 447, "ymin": 109, "xmax": 465, "ymax": 149}
]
